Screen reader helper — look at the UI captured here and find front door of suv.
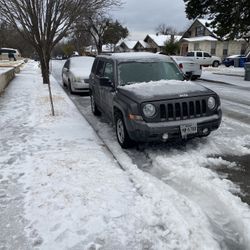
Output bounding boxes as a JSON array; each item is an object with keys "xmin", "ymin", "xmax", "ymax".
[{"xmin": 101, "ymin": 61, "xmax": 115, "ymax": 120}]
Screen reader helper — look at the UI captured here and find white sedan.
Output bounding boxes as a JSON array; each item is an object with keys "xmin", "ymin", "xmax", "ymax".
[
  {"xmin": 62, "ymin": 56, "xmax": 95, "ymax": 94},
  {"xmin": 171, "ymin": 56, "xmax": 202, "ymax": 80}
]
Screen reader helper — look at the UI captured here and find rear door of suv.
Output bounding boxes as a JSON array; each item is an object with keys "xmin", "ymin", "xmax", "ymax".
[
  {"xmin": 101, "ymin": 60, "xmax": 115, "ymax": 120},
  {"xmin": 90, "ymin": 58, "xmax": 105, "ymax": 110}
]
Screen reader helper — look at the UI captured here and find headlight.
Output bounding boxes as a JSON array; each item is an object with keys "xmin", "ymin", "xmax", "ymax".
[
  {"xmin": 208, "ymin": 97, "xmax": 216, "ymax": 110},
  {"xmin": 143, "ymin": 104, "xmax": 156, "ymax": 117}
]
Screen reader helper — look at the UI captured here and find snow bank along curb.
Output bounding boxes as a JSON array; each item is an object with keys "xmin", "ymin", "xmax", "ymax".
[
  {"xmin": 0, "ymin": 60, "xmax": 25, "ymax": 93},
  {"xmin": 0, "ymin": 67, "xmax": 15, "ymax": 93}
]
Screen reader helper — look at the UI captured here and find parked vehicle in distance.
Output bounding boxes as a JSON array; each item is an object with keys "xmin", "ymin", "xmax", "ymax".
[
  {"xmin": 0, "ymin": 48, "xmax": 22, "ymax": 61},
  {"xmin": 89, "ymin": 52, "xmax": 222, "ymax": 148},
  {"xmin": 62, "ymin": 56, "xmax": 95, "ymax": 94},
  {"xmin": 186, "ymin": 51, "xmax": 221, "ymax": 67},
  {"xmin": 171, "ymin": 56, "xmax": 202, "ymax": 80},
  {"xmin": 223, "ymin": 52, "xmax": 250, "ymax": 67}
]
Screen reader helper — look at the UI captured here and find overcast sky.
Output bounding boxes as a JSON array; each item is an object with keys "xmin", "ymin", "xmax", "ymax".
[{"xmin": 111, "ymin": 0, "xmax": 191, "ymax": 40}]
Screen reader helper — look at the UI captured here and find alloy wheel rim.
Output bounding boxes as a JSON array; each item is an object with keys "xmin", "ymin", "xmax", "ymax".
[{"xmin": 117, "ymin": 119, "xmax": 124, "ymax": 143}]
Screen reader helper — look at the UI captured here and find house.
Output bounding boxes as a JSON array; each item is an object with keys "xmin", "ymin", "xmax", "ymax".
[
  {"xmin": 180, "ymin": 18, "xmax": 248, "ymax": 58},
  {"xmin": 134, "ymin": 40, "xmax": 151, "ymax": 52},
  {"xmin": 115, "ymin": 40, "xmax": 137, "ymax": 52},
  {"xmin": 143, "ymin": 34, "xmax": 182, "ymax": 53}
]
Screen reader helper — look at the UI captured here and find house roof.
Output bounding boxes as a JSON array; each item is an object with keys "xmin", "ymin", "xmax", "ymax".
[
  {"xmin": 135, "ymin": 40, "xmax": 150, "ymax": 48},
  {"xmin": 119, "ymin": 40, "xmax": 137, "ymax": 50},
  {"xmin": 145, "ymin": 34, "xmax": 182, "ymax": 47},
  {"xmin": 197, "ymin": 19, "xmax": 216, "ymax": 37},
  {"xmin": 180, "ymin": 18, "xmax": 218, "ymax": 41},
  {"xmin": 183, "ymin": 36, "xmax": 218, "ymax": 42}
]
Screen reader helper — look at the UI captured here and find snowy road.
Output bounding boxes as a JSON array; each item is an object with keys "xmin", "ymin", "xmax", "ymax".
[
  {"xmin": 52, "ymin": 60, "xmax": 250, "ymax": 250},
  {"xmin": 197, "ymin": 79, "xmax": 250, "ymax": 125}
]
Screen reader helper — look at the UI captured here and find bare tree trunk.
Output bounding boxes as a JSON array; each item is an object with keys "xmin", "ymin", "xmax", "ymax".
[{"xmin": 39, "ymin": 50, "xmax": 55, "ymax": 116}]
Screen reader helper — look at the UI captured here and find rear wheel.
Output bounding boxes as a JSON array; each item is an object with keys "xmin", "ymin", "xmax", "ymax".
[
  {"xmin": 191, "ymin": 75, "xmax": 198, "ymax": 80},
  {"xmin": 115, "ymin": 112, "xmax": 133, "ymax": 148},
  {"xmin": 212, "ymin": 61, "xmax": 219, "ymax": 67},
  {"xmin": 90, "ymin": 95, "xmax": 101, "ymax": 116}
]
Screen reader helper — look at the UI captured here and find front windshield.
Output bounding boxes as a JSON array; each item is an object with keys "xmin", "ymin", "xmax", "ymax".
[{"xmin": 118, "ymin": 61, "xmax": 183, "ymax": 86}]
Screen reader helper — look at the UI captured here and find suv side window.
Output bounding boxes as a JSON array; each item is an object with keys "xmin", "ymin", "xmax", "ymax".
[
  {"xmin": 186, "ymin": 52, "xmax": 194, "ymax": 57},
  {"xmin": 103, "ymin": 62, "xmax": 114, "ymax": 81},
  {"xmin": 197, "ymin": 52, "xmax": 202, "ymax": 57},
  {"xmin": 204, "ymin": 52, "xmax": 211, "ymax": 57},
  {"xmin": 91, "ymin": 59, "xmax": 98, "ymax": 74},
  {"xmin": 96, "ymin": 60, "xmax": 105, "ymax": 77}
]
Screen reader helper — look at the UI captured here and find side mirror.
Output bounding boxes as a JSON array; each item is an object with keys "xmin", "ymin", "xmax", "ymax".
[{"xmin": 99, "ymin": 77, "xmax": 113, "ymax": 87}]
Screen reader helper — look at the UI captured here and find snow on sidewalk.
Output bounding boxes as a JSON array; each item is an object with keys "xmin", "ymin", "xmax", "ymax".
[{"xmin": 201, "ymin": 66, "xmax": 250, "ymax": 88}]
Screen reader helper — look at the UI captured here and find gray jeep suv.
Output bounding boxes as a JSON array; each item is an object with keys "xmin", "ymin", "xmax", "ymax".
[{"xmin": 89, "ymin": 52, "xmax": 222, "ymax": 148}]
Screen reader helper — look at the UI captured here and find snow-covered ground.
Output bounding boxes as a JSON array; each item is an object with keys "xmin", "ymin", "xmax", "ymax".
[
  {"xmin": 201, "ymin": 66, "xmax": 250, "ymax": 88},
  {"xmin": 53, "ymin": 60, "xmax": 250, "ymax": 250},
  {"xmin": 203, "ymin": 65, "xmax": 244, "ymax": 76},
  {"xmin": 0, "ymin": 67, "xmax": 13, "ymax": 74},
  {"xmin": 1, "ymin": 60, "xmax": 250, "ymax": 250}
]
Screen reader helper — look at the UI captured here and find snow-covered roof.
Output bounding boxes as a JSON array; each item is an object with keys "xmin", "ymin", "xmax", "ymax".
[
  {"xmin": 146, "ymin": 34, "xmax": 182, "ymax": 47},
  {"xmin": 183, "ymin": 36, "xmax": 218, "ymax": 42},
  {"xmin": 197, "ymin": 19, "xmax": 216, "ymax": 36},
  {"xmin": 136, "ymin": 40, "xmax": 150, "ymax": 48},
  {"xmin": 122, "ymin": 40, "xmax": 137, "ymax": 49}
]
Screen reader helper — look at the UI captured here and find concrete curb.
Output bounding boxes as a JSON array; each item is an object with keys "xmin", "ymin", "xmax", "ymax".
[{"xmin": 0, "ymin": 68, "xmax": 15, "ymax": 94}]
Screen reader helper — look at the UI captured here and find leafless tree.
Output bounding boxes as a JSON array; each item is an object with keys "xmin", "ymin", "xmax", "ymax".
[
  {"xmin": 156, "ymin": 24, "xmax": 177, "ymax": 35},
  {"xmin": 0, "ymin": 0, "xmax": 120, "ymax": 115},
  {"xmin": 78, "ymin": 13, "xmax": 111, "ymax": 54}
]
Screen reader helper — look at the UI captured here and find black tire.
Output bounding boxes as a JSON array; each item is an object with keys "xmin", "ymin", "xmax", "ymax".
[
  {"xmin": 90, "ymin": 95, "xmax": 101, "ymax": 116},
  {"xmin": 191, "ymin": 75, "xmax": 198, "ymax": 81},
  {"xmin": 115, "ymin": 112, "xmax": 133, "ymax": 148},
  {"xmin": 68, "ymin": 80, "xmax": 74, "ymax": 94},
  {"xmin": 62, "ymin": 79, "xmax": 67, "ymax": 87},
  {"xmin": 212, "ymin": 61, "xmax": 219, "ymax": 67}
]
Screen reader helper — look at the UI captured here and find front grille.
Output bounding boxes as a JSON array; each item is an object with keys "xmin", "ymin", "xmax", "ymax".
[{"xmin": 143, "ymin": 97, "xmax": 210, "ymax": 122}]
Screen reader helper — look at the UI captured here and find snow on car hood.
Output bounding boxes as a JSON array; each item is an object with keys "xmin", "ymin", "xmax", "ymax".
[
  {"xmin": 118, "ymin": 80, "xmax": 213, "ymax": 102},
  {"xmin": 70, "ymin": 67, "xmax": 91, "ymax": 80}
]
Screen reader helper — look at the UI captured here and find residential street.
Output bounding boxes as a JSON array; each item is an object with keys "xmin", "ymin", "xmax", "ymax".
[
  {"xmin": 0, "ymin": 60, "xmax": 250, "ymax": 250},
  {"xmin": 52, "ymin": 60, "xmax": 250, "ymax": 205},
  {"xmin": 52, "ymin": 60, "xmax": 250, "ymax": 249}
]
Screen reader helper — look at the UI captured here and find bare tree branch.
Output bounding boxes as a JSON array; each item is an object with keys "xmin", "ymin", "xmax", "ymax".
[{"xmin": 0, "ymin": 0, "xmax": 121, "ymax": 115}]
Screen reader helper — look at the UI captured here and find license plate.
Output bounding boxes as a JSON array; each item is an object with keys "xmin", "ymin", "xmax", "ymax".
[{"xmin": 180, "ymin": 123, "xmax": 197, "ymax": 137}]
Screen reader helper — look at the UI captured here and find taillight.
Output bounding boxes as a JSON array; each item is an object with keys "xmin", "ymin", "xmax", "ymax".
[{"xmin": 179, "ymin": 63, "xmax": 183, "ymax": 69}]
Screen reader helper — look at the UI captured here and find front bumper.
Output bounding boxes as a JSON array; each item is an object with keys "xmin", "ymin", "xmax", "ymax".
[
  {"xmin": 72, "ymin": 81, "xmax": 89, "ymax": 93},
  {"xmin": 126, "ymin": 113, "xmax": 222, "ymax": 142}
]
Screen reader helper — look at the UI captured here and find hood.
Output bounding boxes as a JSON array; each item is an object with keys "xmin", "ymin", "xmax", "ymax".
[
  {"xmin": 117, "ymin": 80, "xmax": 214, "ymax": 103},
  {"xmin": 70, "ymin": 68, "xmax": 90, "ymax": 80}
]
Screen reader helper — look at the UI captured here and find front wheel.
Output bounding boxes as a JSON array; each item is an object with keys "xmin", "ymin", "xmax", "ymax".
[
  {"xmin": 115, "ymin": 113, "xmax": 133, "ymax": 148},
  {"xmin": 68, "ymin": 80, "xmax": 74, "ymax": 94}
]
